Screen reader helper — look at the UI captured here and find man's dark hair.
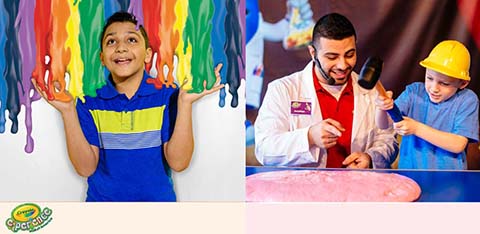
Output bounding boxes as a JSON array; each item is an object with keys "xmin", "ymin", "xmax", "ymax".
[
  {"xmin": 100, "ymin": 11, "xmax": 150, "ymax": 51},
  {"xmin": 312, "ymin": 13, "xmax": 356, "ymax": 45}
]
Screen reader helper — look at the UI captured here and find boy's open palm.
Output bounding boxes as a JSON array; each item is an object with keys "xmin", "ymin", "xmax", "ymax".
[
  {"xmin": 31, "ymin": 79, "xmax": 75, "ymax": 114},
  {"xmin": 178, "ymin": 63, "xmax": 225, "ymax": 105}
]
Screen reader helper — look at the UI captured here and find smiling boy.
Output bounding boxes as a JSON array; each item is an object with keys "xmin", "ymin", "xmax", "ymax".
[
  {"xmin": 376, "ymin": 40, "xmax": 479, "ymax": 169},
  {"xmin": 32, "ymin": 12, "xmax": 224, "ymax": 201}
]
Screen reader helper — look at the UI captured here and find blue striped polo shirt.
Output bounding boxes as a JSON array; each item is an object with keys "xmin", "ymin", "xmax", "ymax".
[{"xmin": 76, "ymin": 72, "xmax": 178, "ymax": 201}]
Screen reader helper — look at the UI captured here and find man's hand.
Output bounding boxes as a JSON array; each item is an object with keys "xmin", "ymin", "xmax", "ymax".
[
  {"xmin": 393, "ymin": 117, "xmax": 419, "ymax": 136},
  {"xmin": 308, "ymin": 118, "xmax": 345, "ymax": 149},
  {"xmin": 342, "ymin": 152, "xmax": 372, "ymax": 169},
  {"xmin": 374, "ymin": 90, "xmax": 394, "ymax": 111},
  {"xmin": 178, "ymin": 63, "xmax": 225, "ymax": 105}
]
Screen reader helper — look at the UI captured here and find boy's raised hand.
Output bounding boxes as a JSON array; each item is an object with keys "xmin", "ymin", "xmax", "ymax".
[
  {"xmin": 31, "ymin": 79, "xmax": 75, "ymax": 114},
  {"xmin": 375, "ymin": 90, "xmax": 394, "ymax": 111},
  {"xmin": 179, "ymin": 63, "xmax": 225, "ymax": 105}
]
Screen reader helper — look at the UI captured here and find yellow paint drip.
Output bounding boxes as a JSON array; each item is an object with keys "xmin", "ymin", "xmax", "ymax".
[
  {"xmin": 65, "ymin": 0, "xmax": 85, "ymax": 102},
  {"xmin": 174, "ymin": 0, "xmax": 192, "ymax": 90}
]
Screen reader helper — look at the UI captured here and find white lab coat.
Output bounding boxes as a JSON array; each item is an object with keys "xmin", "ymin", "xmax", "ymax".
[{"xmin": 254, "ymin": 61, "xmax": 398, "ymax": 168}]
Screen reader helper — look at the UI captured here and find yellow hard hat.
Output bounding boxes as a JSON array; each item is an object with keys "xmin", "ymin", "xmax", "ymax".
[{"xmin": 419, "ymin": 40, "xmax": 470, "ymax": 80}]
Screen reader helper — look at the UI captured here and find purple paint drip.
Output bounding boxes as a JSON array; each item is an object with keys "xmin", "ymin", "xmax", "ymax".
[
  {"xmin": 16, "ymin": 0, "xmax": 38, "ymax": 153},
  {"xmin": 128, "ymin": 0, "xmax": 144, "ymax": 30}
]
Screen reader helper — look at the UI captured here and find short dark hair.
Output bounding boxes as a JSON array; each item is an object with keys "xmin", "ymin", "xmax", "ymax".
[
  {"xmin": 100, "ymin": 11, "xmax": 150, "ymax": 51},
  {"xmin": 312, "ymin": 13, "xmax": 356, "ymax": 45}
]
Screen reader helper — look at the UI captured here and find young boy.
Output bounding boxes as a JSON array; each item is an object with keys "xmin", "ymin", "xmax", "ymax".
[
  {"xmin": 31, "ymin": 12, "xmax": 224, "ymax": 201},
  {"xmin": 376, "ymin": 40, "xmax": 479, "ymax": 169}
]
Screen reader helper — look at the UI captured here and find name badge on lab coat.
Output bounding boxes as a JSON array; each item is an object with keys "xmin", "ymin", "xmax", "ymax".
[{"xmin": 290, "ymin": 101, "xmax": 311, "ymax": 115}]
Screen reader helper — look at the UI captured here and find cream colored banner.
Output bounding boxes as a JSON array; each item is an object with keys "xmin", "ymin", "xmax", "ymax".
[{"xmin": 1, "ymin": 202, "xmax": 245, "ymax": 234}]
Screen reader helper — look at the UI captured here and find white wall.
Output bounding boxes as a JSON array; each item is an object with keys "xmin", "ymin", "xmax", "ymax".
[
  {"xmin": 174, "ymin": 81, "xmax": 245, "ymax": 201},
  {"xmin": 0, "ymin": 81, "xmax": 245, "ymax": 202}
]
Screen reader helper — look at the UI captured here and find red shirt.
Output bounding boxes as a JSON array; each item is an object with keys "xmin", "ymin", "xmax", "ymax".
[{"xmin": 312, "ymin": 68, "xmax": 354, "ymax": 168}]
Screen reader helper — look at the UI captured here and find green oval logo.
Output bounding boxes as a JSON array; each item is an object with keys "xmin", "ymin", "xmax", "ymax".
[{"xmin": 11, "ymin": 203, "xmax": 41, "ymax": 222}]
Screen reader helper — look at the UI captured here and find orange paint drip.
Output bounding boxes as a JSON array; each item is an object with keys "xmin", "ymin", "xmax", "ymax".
[
  {"xmin": 49, "ymin": 0, "xmax": 71, "ymax": 102},
  {"xmin": 32, "ymin": 0, "xmax": 53, "ymax": 100},
  {"xmin": 155, "ymin": 0, "xmax": 178, "ymax": 88}
]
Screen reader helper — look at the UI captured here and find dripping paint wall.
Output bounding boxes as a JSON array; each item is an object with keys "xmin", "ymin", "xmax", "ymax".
[{"xmin": 0, "ymin": 81, "xmax": 245, "ymax": 201}]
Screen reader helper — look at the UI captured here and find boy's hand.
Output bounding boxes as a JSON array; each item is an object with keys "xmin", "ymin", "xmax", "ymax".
[
  {"xmin": 375, "ymin": 90, "xmax": 394, "ymax": 111},
  {"xmin": 393, "ymin": 117, "xmax": 418, "ymax": 136},
  {"xmin": 179, "ymin": 63, "xmax": 225, "ymax": 105},
  {"xmin": 31, "ymin": 79, "xmax": 75, "ymax": 114}
]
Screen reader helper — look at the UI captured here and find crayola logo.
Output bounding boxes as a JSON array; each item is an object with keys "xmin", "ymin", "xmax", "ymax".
[
  {"xmin": 12, "ymin": 204, "xmax": 40, "ymax": 222},
  {"xmin": 5, "ymin": 203, "xmax": 53, "ymax": 233}
]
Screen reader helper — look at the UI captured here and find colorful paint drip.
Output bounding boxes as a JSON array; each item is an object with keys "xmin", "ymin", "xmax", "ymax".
[
  {"xmin": 16, "ymin": 0, "xmax": 41, "ymax": 153},
  {"xmin": 0, "ymin": 0, "xmax": 244, "ymax": 154},
  {"xmin": 0, "ymin": 0, "xmax": 9, "ymax": 134}
]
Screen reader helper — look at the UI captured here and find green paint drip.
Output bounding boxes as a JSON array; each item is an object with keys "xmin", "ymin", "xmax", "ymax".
[
  {"xmin": 184, "ymin": 0, "xmax": 215, "ymax": 93},
  {"xmin": 78, "ymin": 0, "xmax": 105, "ymax": 97}
]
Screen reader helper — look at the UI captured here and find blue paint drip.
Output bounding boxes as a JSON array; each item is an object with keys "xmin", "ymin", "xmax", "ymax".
[
  {"xmin": 212, "ymin": 0, "xmax": 228, "ymax": 107},
  {"xmin": 117, "ymin": 0, "xmax": 130, "ymax": 11},
  {"xmin": 0, "ymin": 0, "xmax": 8, "ymax": 133},
  {"xmin": 103, "ymin": 0, "xmax": 121, "ymax": 20},
  {"xmin": 224, "ymin": 0, "xmax": 243, "ymax": 108},
  {"xmin": 4, "ymin": 0, "xmax": 21, "ymax": 133},
  {"xmin": 104, "ymin": 0, "xmax": 130, "ymax": 19}
]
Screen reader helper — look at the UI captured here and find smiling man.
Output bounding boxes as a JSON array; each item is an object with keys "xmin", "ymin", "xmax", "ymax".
[{"xmin": 254, "ymin": 13, "xmax": 398, "ymax": 169}]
